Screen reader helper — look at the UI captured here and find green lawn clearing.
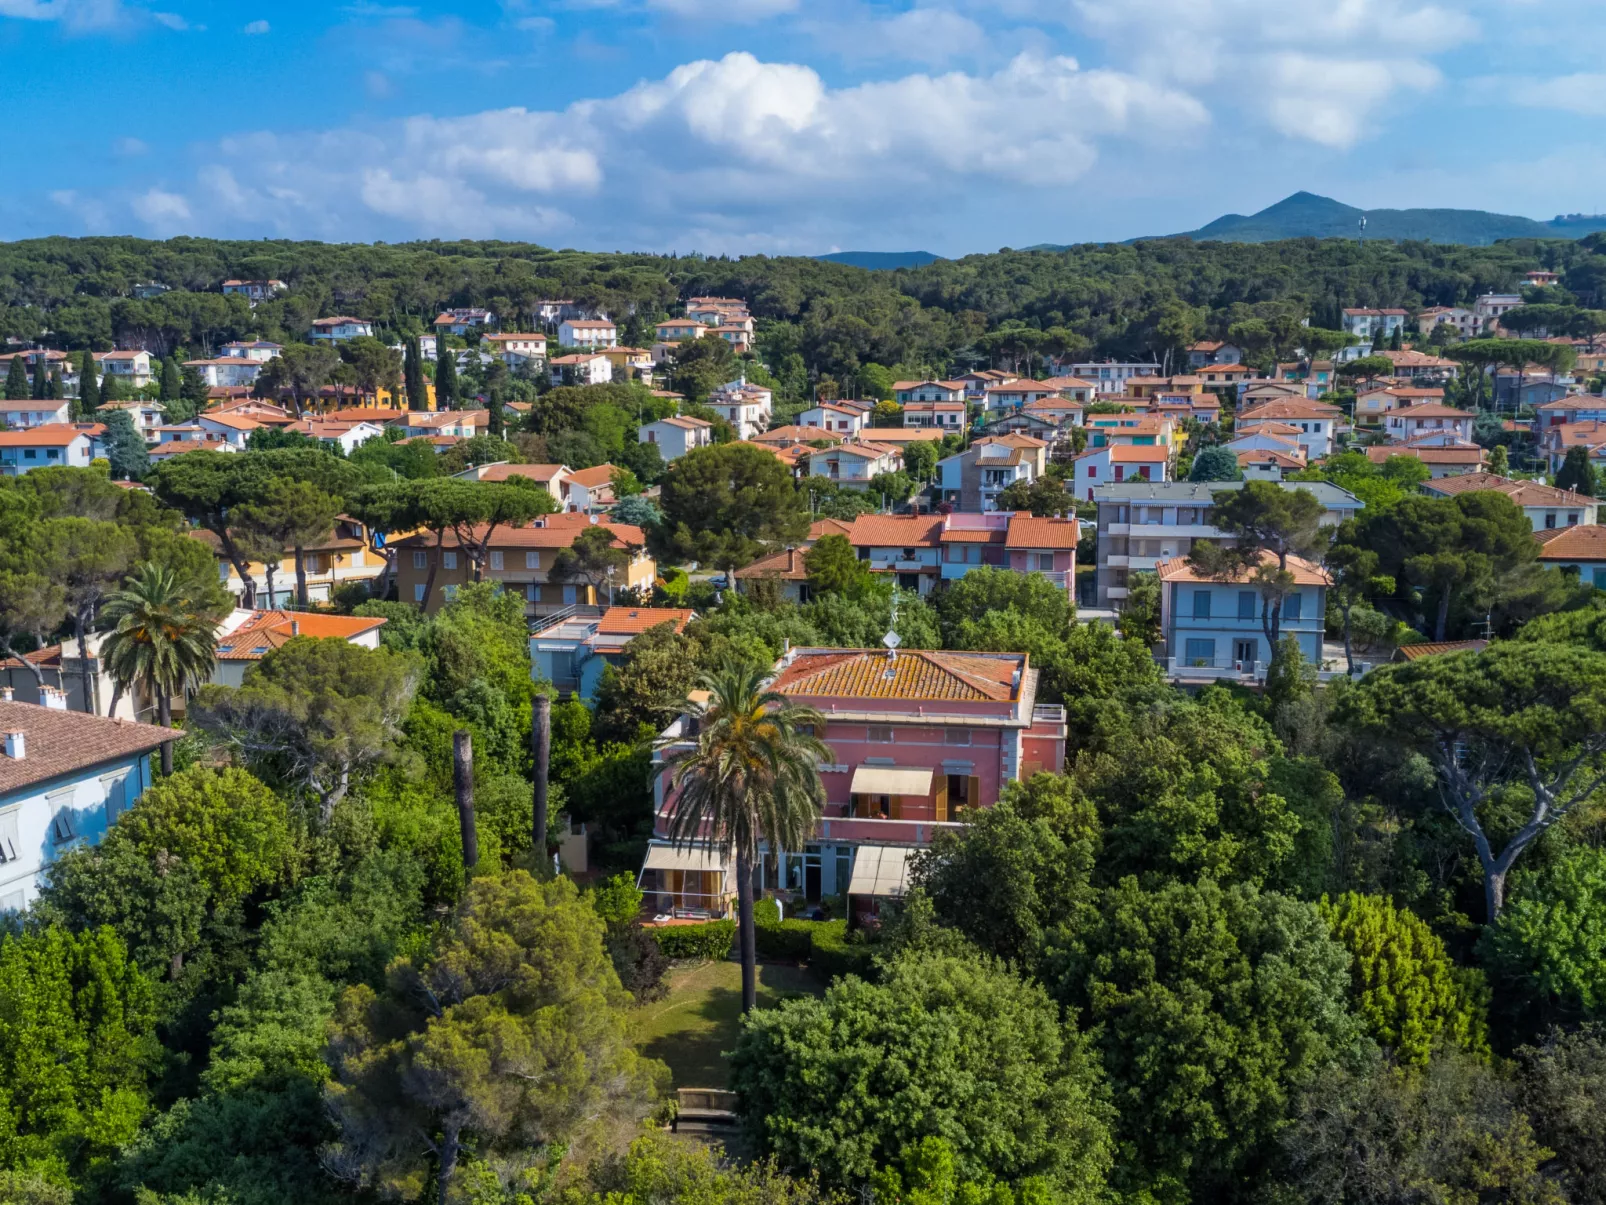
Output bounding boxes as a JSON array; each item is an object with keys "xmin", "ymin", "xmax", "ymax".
[{"xmin": 633, "ymin": 959, "xmax": 823, "ymax": 1089}]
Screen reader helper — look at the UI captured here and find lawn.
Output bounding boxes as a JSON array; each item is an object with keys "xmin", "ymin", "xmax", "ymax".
[{"xmin": 633, "ymin": 959, "xmax": 823, "ymax": 1089}]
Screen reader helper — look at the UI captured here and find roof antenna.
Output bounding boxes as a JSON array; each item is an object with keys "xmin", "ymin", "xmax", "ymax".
[{"xmin": 882, "ymin": 597, "xmax": 902, "ymax": 679}]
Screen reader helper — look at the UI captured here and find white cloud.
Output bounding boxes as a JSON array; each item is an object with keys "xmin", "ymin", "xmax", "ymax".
[
  {"xmin": 1264, "ymin": 54, "xmax": 1439, "ymax": 148},
  {"xmin": 650, "ymin": 0, "xmax": 798, "ymax": 16},
  {"xmin": 150, "ymin": 9, "xmax": 183, "ymax": 28},
  {"xmin": 0, "ymin": 0, "xmax": 129, "ymax": 28},
  {"xmin": 805, "ymin": 6, "xmax": 990, "ymax": 65},
  {"xmin": 1509, "ymin": 72, "xmax": 1606, "ymax": 116},
  {"xmin": 95, "ymin": 49, "xmax": 1204, "ymax": 249},
  {"xmin": 243, "ymin": 18, "xmax": 270, "ymax": 34},
  {"xmin": 113, "ymin": 136, "xmax": 148, "ymax": 155}
]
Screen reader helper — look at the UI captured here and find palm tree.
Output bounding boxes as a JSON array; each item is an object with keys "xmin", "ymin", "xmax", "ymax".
[
  {"xmin": 101, "ymin": 563, "xmax": 223, "ymax": 774},
  {"xmin": 662, "ymin": 660, "xmax": 830, "ymax": 1013}
]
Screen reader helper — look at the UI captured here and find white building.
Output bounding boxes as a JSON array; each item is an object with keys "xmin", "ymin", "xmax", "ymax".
[
  {"xmin": 0, "ymin": 399, "xmax": 71, "ymax": 429},
  {"xmin": 96, "ymin": 350, "xmax": 154, "ymax": 388},
  {"xmin": 799, "ymin": 403, "xmax": 866, "ymax": 438},
  {"xmin": 1063, "ymin": 361, "xmax": 1160, "ymax": 393},
  {"xmin": 97, "ymin": 400, "xmax": 166, "ymax": 441},
  {"xmin": 806, "ymin": 441, "xmax": 902, "ymax": 488},
  {"xmin": 1341, "ymin": 308, "xmax": 1408, "ymax": 342},
  {"xmin": 1475, "ymin": 293, "xmax": 1523, "ymax": 329},
  {"xmin": 1423, "ymin": 473, "xmax": 1597, "ymax": 532},
  {"xmin": 707, "ymin": 378, "xmax": 774, "ymax": 440},
  {"xmin": 222, "ymin": 279, "xmax": 286, "ymax": 302},
  {"xmin": 483, "ymin": 333, "xmax": 548, "ymax": 369},
  {"xmin": 1234, "ymin": 399, "xmax": 1342, "ymax": 458},
  {"xmin": 310, "ymin": 317, "xmax": 374, "ymax": 343},
  {"xmin": 1384, "ymin": 403, "xmax": 1476, "ymax": 445},
  {"xmin": 549, "ymin": 353, "xmax": 613, "ymax": 387},
  {"xmin": 903, "ymin": 401, "xmax": 967, "ymax": 430},
  {"xmin": 1070, "ymin": 443, "xmax": 1171, "ymax": 501},
  {"xmin": 220, "ymin": 340, "xmax": 283, "ymax": 362},
  {"xmin": 184, "ymin": 357, "xmax": 265, "ymax": 389},
  {"xmin": 639, "ymin": 415, "xmax": 713, "ymax": 462},
  {"xmin": 557, "ymin": 320, "xmax": 619, "ymax": 349},
  {"xmin": 0, "ymin": 696, "xmax": 172, "ymax": 911}
]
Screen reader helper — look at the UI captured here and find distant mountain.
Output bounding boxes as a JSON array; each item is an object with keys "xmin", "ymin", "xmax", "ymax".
[
  {"xmin": 1162, "ymin": 192, "xmax": 1606, "ymax": 246},
  {"xmin": 814, "ymin": 250, "xmax": 941, "ymax": 269}
]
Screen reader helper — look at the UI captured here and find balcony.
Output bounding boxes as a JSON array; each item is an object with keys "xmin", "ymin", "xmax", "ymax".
[
  {"xmin": 1163, "ymin": 656, "xmax": 1374, "ymax": 684},
  {"xmin": 816, "ymin": 816, "xmax": 963, "ymax": 845}
]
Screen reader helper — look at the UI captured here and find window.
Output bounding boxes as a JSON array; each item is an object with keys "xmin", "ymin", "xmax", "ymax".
[
  {"xmin": 1284, "ymin": 593, "xmax": 1303, "ymax": 621},
  {"xmin": 1184, "ymin": 637, "xmax": 1216, "ymax": 666},
  {"xmin": 412, "ymin": 551, "xmax": 428, "ymax": 569},
  {"xmin": 867, "ymin": 726, "xmax": 894, "ymax": 743},
  {"xmin": 1238, "ymin": 591, "xmax": 1256, "ymax": 620},
  {"xmin": 562, "ymin": 585, "xmax": 578, "ymax": 605},
  {"xmin": 414, "ymin": 583, "xmax": 426, "ymax": 602},
  {"xmin": 1037, "ymin": 554, "xmax": 1055, "ymax": 571},
  {"xmin": 490, "ymin": 550, "xmax": 504, "ymax": 570},
  {"xmin": 443, "ymin": 585, "xmax": 459, "ymax": 602},
  {"xmin": 1546, "ymin": 512, "xmax": 1558, "ymax": 529},
  {"xmin": 1569, "ymin": 512, "xmax": 1581, "ymax": 527},
  {"xmin": 646, "ymin": 430, "xmax": 656, "ymax": 443},
  {"xmin": 443, "ymin": 551, "xmax": 458, "ymax": 570},
  {"xmin": 1192, "ymin": 590, "xmax": 1212, "ymax": 619},
  {"xmin": 525, "ymin": 583, "xmax": 540, "ymax": 602},
  {"xmin": 525, "ymin": 550, "xmax": 540, "ymax": 569},
  {"xmin": 945, "ymin": 728, "xmax": 971, "ymax": 746}
]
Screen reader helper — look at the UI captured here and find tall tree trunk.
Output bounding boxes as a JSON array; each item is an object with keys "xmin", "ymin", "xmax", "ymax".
[
  {"xmin": 437, "ymin": 1124, "xmax": 461, "ymax": 1205},
  {"xmin": 1341, "ymin": 599, "xmax": 1355, "ymax": 674},
  {"xmin": 532, "ymin": 694, "xmax": 551, "ymax": 876},
  {"xmin": 107, "ymin": 681, "xmax": 123, "ymax": 718},
  {"xmin": 158, "ymin": 691, "xmax": 173, "ymax": 774},
  {"xmin": 420, "ymin": 531, "xmax": 444, "ymax": 612},
  {"xmin": 263, "ymin": 562, "xmax": 277, "ymax": 610},
  {"xmin": 74, "ymin": 613, "xmax": 96, "ymax": 715},
  {"xmin": 294, "ymin": 546, "xmax": 309, "ymax": 607},
  {"xmin": 217, "ymin": 529, "xmax": 257, "ymax": 609},
  {"xmin": 454, "ymin": 730, "xmax": 477, "ymax": 875},
  {"xmin": 736, "ymin": 846, "xmax": 757, "ymax": 1014},
  {"xmin": 1486, "ymin": 867, "xmax": 1506, "ymax": 924},
  {"xmin": 1434, "ymin": 588, "xmax": 1451, "ymax": 643}
]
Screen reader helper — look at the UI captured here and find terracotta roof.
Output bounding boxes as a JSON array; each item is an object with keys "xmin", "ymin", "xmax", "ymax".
[
  {"xmin": 1395, "ymin": 640, "xmax": 1490, "ymax": 661},
  {"xmin": 216, "ymin": 610, "xmax": 387, "ymax": 661},
  {"xmin": 1237, "ymin": 400, "xmax": 1341, "ymax": 421},
  {"xmin": 1388, "ymin": 403, "xmax": 1472, "ymax": 420},
  {"xmin": 819, "ymin": 441, "xmax": 900, "ymax": 460},
  {"xmin": 1004, "ymin": 514, "xmax": 1080, "ymax": 550},
  {"xmin": 0, "ymin": 425, "xmax": 88, "ymax": 448},
  {"xmin": 595, "ymin": 607, "xmax": 696, "ymax": 635},
  {"xmin": 199, "ymin": 412, "xmax": 262, "ymax": 431},
  {"xmin": 652, "ymin": 416, "xmax": 712, "ymax": 431},
  {"xmin": 472, "ymin": 463, "xmax": 568, "ymax": 483},
  {"xmin": 772, "ymin": 648, "xmax": 1025, "ymax": 703},
  {"xmin": 1535, "ymin": 524, "xmax": 1606, "ymax": 560},
  {"xmin": 1363, "ymin": 446, "xmax": 1484, "ymax": 465},
  {"xmin": 978, "ymin": 433, "xmax": 1048, "ymax": 449},
  {"xmin": 1549, "ymin": 421, "xmax": 1606, "ymax": 448},
  {"xmin": 849, "ymin": 428, "xmax": 943, "ymax": 443},
  {"xmin": 1381, "ymin": 349, "xmax": 1457, "ymax": 368},
  {"xmin": 0, "ymin": 700, "xmax": 172, "ymax": 793},
  {"xmin": 1237, "ymin": 421, "xmax": 1303, "ymax": 435},
  {"xmin": 734, "ymin": 547, "xmax": 810, "ymax": 581},
  {"xmin": 1536, "ymin": 397, "xmax": 1606, "ymax": 411},
  {"xmin": 391, "ymin": 514, "xmax": 644, "ymax": 551},
  {"xmin": 843, "ymin": 516, "xmax": 943, "ymax": 547},
  {"xmin": 938, "ymin": 527, "xmax": 1005, "ymax": 545},
  {"xmin": 312, "ymin": 316, "xmax": 365, "ymax": 327},
  {"xmin": 1103, "ymin": 445, "xmax": 1172, "ymax": 463},
  {"xmin": 483, "ymin": 333, "xmax": 547, "ymax": 343},
  {"xmin": 753, "ymin": 425, "xmax": 843, "ymax": 445},
  {"xmin": 561, "ymin": 320, "xmax": 617, "ymax": 330},
  {"xmin": 550, "ymin": 353, "xmax": 609, "ymax": 365},
  {"xmin": 1238, "ymin": 449, "xmax": 1307, "ymax": 470},
  {"xmin": 1425, "ymin": 473, "xmax": 1595, "ymax": 507},
  {"xmin": 810, "ymin": 519, "xmax": 855, "ymax": 539},
  {"xmin": 1157, "ymin": 550, "xmax": 1329, "ymax": 586},
  {"xmin": 150, "ymin": 439, "xmax": 233, "ymax": 457},
  {"xmin": 564, "ymin": 464, "xmax": 617, "ymax": 489}
]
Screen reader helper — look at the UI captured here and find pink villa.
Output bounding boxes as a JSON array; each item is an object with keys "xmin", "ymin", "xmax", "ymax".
[{"xmin": 640, "ymin": 647, "xmax": 1067, "ymax": 919}]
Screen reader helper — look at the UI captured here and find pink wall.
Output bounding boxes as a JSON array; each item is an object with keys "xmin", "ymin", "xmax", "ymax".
[{"xmin": 818, "ymin": 718, "xmax": 1006, "ymax": 819}]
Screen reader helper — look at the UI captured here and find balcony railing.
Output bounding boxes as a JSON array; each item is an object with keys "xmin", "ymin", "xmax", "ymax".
[{"xmin": 1164, "ymin": 656, "xmax": 1374, "ymax": 683}]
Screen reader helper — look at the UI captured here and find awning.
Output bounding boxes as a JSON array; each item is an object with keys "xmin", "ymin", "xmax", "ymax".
[
  {"xmin": 846, "ymin": 845, "xmax": 915, "ymax": 898},
  {"xmin": 642, "ymin": 843, "xmax": 729, "ymax": 876},
  {"xmin": 849, "ymin": 766, "xmax": 934, "ymax": 796}
]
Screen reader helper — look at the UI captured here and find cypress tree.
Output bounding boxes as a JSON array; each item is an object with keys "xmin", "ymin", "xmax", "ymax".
[
  {"xmin": 435, "ymin": 345, "xmax": 458, "ymax": 410},
  {"xmin": 487, "ymin": 388, "xmax": 505, "ymax": 439},
  {"xmin": 4, "ymin": 356, "xmax": 28, "ymax": 401},
  {"xmin": 49, "ymin": 369, "xmax": 64, "ymax": 400},
  {"xmin": 159, "ymin": 356, "xmax": 182, "ymax": 402},
  {"xmin": 405, "ymin": 337, "xmax": 428, "ymax": 411},
  {"xmin": 78, "ymin": 350, "xmax": 100, "ymax": 412},
  {"xmin": 30, "ymin": 358, "xmax": 48, "ymax": 400}
]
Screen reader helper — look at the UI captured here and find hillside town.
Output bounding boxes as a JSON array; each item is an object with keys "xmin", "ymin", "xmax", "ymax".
[{"xmin": 2, "ymin": 235, "xmax": 1606, "ymax": 1204}]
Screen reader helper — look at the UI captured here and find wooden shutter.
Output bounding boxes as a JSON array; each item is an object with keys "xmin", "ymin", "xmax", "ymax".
[
  {"xmin": 889, "ymin": 795, "xmax": 903, "ymax": 820},
  {"xmin": 934, "ymin": 776, "xmax": 949, "ymax": 822},
  {"xmin": 967, "ymin": 776, "xmax": 981, "ymax": 812}
]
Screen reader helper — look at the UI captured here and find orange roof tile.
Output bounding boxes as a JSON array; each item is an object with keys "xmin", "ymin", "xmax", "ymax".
[
  {"xmin": 1157, "ymin": 550, "xmax": 1329, "ymax": 586},
  {"xmin": 1004, "ymin": 514, "xmax": 1080, "ymax": 550},
  {"xmin": 772, "ymin": 648, "xmax": 1025, "ymax": 703},
  {"xmin": 1425, "ymin": 473, "xmax": 1593, "ymax": 507},
  {"xmin": 216, "ymin": 610, "xmax": 387, "ymax": 660},
  {"xmin": 564, "ymin": 464, "xmax": 617, "ymax": 489},
  {"xmin": 844, "ymin": 515, "xmax": 943, "ymax": 547},
  {"xmin": 1535, "ymin": 525, "xmax": 1606, "ymax": 560},
  {"xmin": 595, "ymin": 607, "xmax": 696, "ymax": 635}
]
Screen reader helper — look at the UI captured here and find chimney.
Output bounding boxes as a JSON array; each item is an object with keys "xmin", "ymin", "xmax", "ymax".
[
  {"xmin": 41, "ymin": 687, "xmax": 67, "ymax": 711},
  {"xmin": 291, "ymin": 620, "xmax": 301, "ymax": 636},
  {"xmin": 3, "ymin": 731, "xmax": 22, "ymax": 760}
]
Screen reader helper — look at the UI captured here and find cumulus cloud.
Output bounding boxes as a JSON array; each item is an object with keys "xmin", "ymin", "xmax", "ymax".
[
  {"xmin": 243, "ymin": 18, "xmax": 269, "ymax": 33},
  {"xmin": 0, "ymin": 0, "xmax": 130, "ymax": 28},
  {"xmin": 94, "ymin": 49, "xmax": 1204, "ymax": 248},
  {"xmin": 804, "ymin": 6, "xmax": 991, "ymax": 65},
  {"xmin": 1508, "ymin": 72, "xmax": 1606, "ymax": 116}
]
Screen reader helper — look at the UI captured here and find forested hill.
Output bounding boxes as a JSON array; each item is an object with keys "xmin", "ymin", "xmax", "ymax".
[
  {"xmin": 5, "ymin": 232, "xmax": 1606, "ymax": 382},
  {"xmin": 1168, "ymin": 192, "xmax": 1606, "ymax": 246}
]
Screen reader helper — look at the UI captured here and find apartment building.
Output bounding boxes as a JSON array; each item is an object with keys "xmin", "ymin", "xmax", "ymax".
[
  {"xmin": 557, "ymin": 320, "xmax": 618, "ymax": 349},
  {"xmin": 1063, "ymin": 360, "xmax": 1160, "ymax": 391},
  {"xmin": 1070, "ymin": 443, "xmax": 1172, "ymax": 501},
  {"xmin": 639, "ymin": 415, "xmax": 713, "ymax": 461},
  {"xmin": 529, "ymin": 607, "xmax": 696, "ymax": 701},
  {"xmin": 0, "ymin": 424, "xmax": 100, "ymax": 475},
  {"xmin": 708, "ymin": 377, "xmax": 774, "ymax": 439},
  {"xmin": 309, "ymin": 317, "xmax": 374, "ymax": 343},
  {"xmin": 641, "ymin": 646, "xmax": 1067, "ymax": 914},
  {"xmin": 1091, "ymin": 480, "xmax": 1363, "ymax": 605},
  {"xmin": 1158, "ymin": 552, "xmax": 1331, "ymax": 681},
  {"xmin": 936, "ymin": 434, "xmax": 1046, "ymax": 511}
]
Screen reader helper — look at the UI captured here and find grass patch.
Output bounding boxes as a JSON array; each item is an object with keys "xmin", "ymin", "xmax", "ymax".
[{"xmin": 633, "ymin": 959, "xmax": 823, "ymax": 1089}]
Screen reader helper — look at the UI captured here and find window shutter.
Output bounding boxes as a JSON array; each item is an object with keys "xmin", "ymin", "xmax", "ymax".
[{"xmin": 967, "ymin": 776, "xmax": 981, "ymax": 811}]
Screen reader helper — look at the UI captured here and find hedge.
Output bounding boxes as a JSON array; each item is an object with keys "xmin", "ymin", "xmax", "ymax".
[
  {"xmin": 755, "ymin": 917, "xmax": 815, "ymax": 960},
  {"xmin": 651, "ymin": 919, "xmax": 736, "ymax": 961},
  {"xmin": 809, "ymin": 918, "xmax": 877, "ymax": 982}
]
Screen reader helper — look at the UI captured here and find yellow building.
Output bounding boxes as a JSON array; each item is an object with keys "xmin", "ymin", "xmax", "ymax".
[{"xmin": 194, "ymin": 517, "xmax": 387, "ymax": 608}]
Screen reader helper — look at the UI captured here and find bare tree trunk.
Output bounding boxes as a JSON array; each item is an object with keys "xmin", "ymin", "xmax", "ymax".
[
  {"xmin": 294, "ymin": 546, "xmax": 309, "ymax": 607},
  {"xmin": 0, "ymin": 641, "xmax": 46, "ymax": 689},
  {"xmin": 420, "ymin": 531, "xmax": 444, "ymax": 612},
  {"xmin": 107, "ymin": 682, "xmax": 123, "ymax": 718},
  {"xmin": 1341, "ymin": 599, "xmax": 1355, "ymax": 674},
  {"xmin": 263, "ymin": 562, "xmax": 277, "ymax": 610},
  {"xmin": 454, "ymin": 730, "xmax": 477, "ymax": 875},
  {"xmin": 532, "ymin": 694, "xmax": 550, "ymax": 875},
  {"xmin": 74, "ymin": 614, "xmax": 96, "ymax": 715},
  {"xmin": 736, "ymin": 846, "xmax": 757, "ymax": 1014},
  {"xmin": 217, "ymin": 529, "xmax": 257, "ymax": 609},
  {"xmin": 437, "ymin": 1124, "xmax": 461, "ymax": 1205},
  {"xmin": 159, "ymin": 691, "xmax": 173, "ymax": 774},
  {"xmin": 1485, "ymin": 867, "xmax": 1505, "ymax": 923},
  {"xmin": 1435, "ymin": 589, "xmax": 1451, "ymax": 643}
]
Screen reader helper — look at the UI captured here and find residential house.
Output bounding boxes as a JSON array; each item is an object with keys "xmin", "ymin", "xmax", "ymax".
[
  {"xmin": 639, "ymin": 415, "xmax": 713, "ymax": 461},
  {"xmin": 1147, "ymin": 392, "xmax": 1223, "ymax": 424},
  {"xmin": 1341, "ymin": 308, "xmax": 1408, "ymax": 344},
  {"xmin": 530, "ymin": 607, "xmax": 696, "ymax": 700},
  {"xmin": 1417, "ymin": 307, "xmax": 1479, "ymax": 338},
  {"xmin": 1536, "ymin": 525, "xmax": 1606, "ymax": 588},
  {"xmin": 391, "ymin": 411, "xmax": 489, "ymax": 440},
  {"xmin": 1361, "ymin": 443, "xmax": 1486, "ymax": 478},
  {"xmin": 97, "ymin": 399, "xmax": 166, "ymax": 441},
  {"xmin": 1063, "ymin": 361, "xmax": 1160, "ymax": 392},
  {"xmin": 557, "ymin": 319, "xmax": 618, "ymax": 350},
  {"xmin": 211, "ymin": 610, "xmax": 388, "ymax": 686},
  {"xmin": 807, "ymin": 441, "xmax": 903, "ymax": 489},
  {"xmin": 937, "ymin": 435, "xmax": 1047, "ymax": 511},
  {"xmin": 894, "ymin": 380, "xmax": 968, "ymax": 404},
  {"xmin": 0, "ymin": 398, "xmax": 72, "ymax": 429},
  {"xmin": 1085, "ymin": 413, "xmax": 1178, "ymax": 450},
  {"xmin": 800, "ymin": 403, "xmax": 867, "ymax": 438},
  {"xmin": 222, "ymin": 279, "xmax": 286, "ymax": 302},
  {"xmin": 709, "ymin": 325, "xmax": 753, "ymax": 352},
  {"xmin": 96, "ymin": 350, "xmax": 153, "ymax": 388},
  {"xmin": 198, "ymin": 516, "xmax": 388, "ymax": 608},
  {"xmin": 1237, "ymin": 380, "xmax": 1311, "ymax": 409},
  {"xmin": 1422, "ymin": 473, "xmax": 1597, "ymax": 531},
  {"xmin": 1527, "ymin": 270, "xmax": 1561, "ymax": 287},
  {"xmin": 903, "ymin": 401, "xmax": 967, "ymax": 429},
  {"xmin": 1237, "ymin": 447, "xmax": 1308, "ymax": 480},
  {"xmin": 1091, "ymin": 480, "xmax": 1363, "ymax": 605},
  {"xmin": 684, "ymin": 297, "xmax": 753, "ymax": 329},
  {"xmin": 1535, "ymin": 396, "xmax": 1606, "ymax": 431},
  {"xmin": 0, "ymin": 698, "xmax": 173, "ymax": 911},
  {"xmin": 282, "ymin": 419, "xmax": 385, "ymax": 455},
  {"xmin": 1195, "ymin": 364, "xmax": 1258, "ymax": 389},
  {"xmin": 752, "ymin": 424, "xmax": 842, "ymax": 446},
  {"xmin": 1475, "ymin": 293, "xmax": 1523, "ymax": 329},
  {"xmin": 600, "ymin": 346, "xmax": 654, "ymax": 381},
  {"xmin": 391, "ymin": 513, "xmax": 654, "ymax": 617},
  {"xmin": 707, "ymin": 378, "xmax": 774, "ymax": 440},
  {"xmin": 978, "ymin": 412, "xmax": 1063, "ymax": 443},
  {"xmin": 310, "ymin": 317, "xmax": 374, "ymax": 343},
  {"xmin": 184, "ymin": 357, "xmax": 265, "ymax": 389},
  {"xmin": 483, "ymin": 333, "xmax": 547, "ymax": 369},
  {"xmin": 1225, "ymin": 423, "xmax": 1307, "ymax": 471},
  {"xmin": 1158, "ymin": 552, "xmax": 1331, "ymax": 680},
  {"xmin": 1380, "ymin": 349, "xmax": 1458, "ymax": 383},
  {"xmin": 1070, "ymin": 443, "xmax": 1170, "ymax": 501},
  {"xmin": 147, "ymin": 437, "xmax": 235, "ymax": 462},
  {"xmin": 560, "ymin": 464, "xmax": 619, "ymax": 513},
  {"xmin": 0, "ymin": 424, "xmax": 99, "ymax": 475},
  {"xmin": 1384, "ymin": 403, "xmax": 1475, "ymax": 445},
  {"xmin": 549, "ymin": 353, "xmax": 613, "ymax": 387},
  {"xmin": 655, "ymin": 320, "xmax": 708, "ymax": 343},
  {"xmin": 1235, "ymin": 399, "xmax": 1342, "ymax": 457},
  {"xmin": 1276, "ymin": 360, "xmax": 1338, "ymax": 396},
  {"xmin": 1125, "ymin": 375, "xmax": 1205, "ymax": 399},
  {"xmin": 642, "ymin": 646, "xmax": 1067, "ymax": 913},
  {"xmin": 456, "ymin": 462, "xmax": 572, "ymax": 505},
  {"xmin": 195, "ymin": 410, "xmax": 264, "ymax": 447},
  {"xmin": 1021, "ymin": 397, "xmax": 1086, "ymax": 430},
  {"xmin": 1187, "ymin": 341, "xmax": 1244, "ymax": 368},
  {"xmin": 1496, "ymin": 375, "xmax": 1572, "ymax": 410},
  {"xmin": 983, "ymin": 380, "xmax": 1073, "ymax": 411},
  {"xmin": 933, "ymin": 511, "xmax": 1079, "ymax": 597},
  {"xmin": 1035, "ymin": 376, "xmax": 1098, "ymax": 403},
  {"xmin": 953, "ymin": 370, "xmax": 1017, "ymax": 400},
  {"xmin": 220, "ymin": 340, "xmax": 283, "ymax": 362},
  {"xmin": 534, "ymin": 300, "xmax": 587, "ymax": 325},
  {"xmin": 1355, "ymin": 385, "xmax": 1445, "ymax": 423},
  {"xmin": 433, "ymin": 309, "xmax": 496, "ymax": 336}
]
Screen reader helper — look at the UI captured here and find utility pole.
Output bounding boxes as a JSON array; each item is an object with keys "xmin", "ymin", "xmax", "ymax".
[
  {"xmin": 454, "ymin": 730, "xmax": 477, "ymax": 874},
  {"xmin": 532, "ymin": 694, "xmax": 551, "ymax": 877}
]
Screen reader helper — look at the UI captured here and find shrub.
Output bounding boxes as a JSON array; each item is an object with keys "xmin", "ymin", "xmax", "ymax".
[
  {"xmin": 755, "ymin": 918, "xmax": 815, "ymax": 961},
  {"xmin": 652, "ymin": 919, "xmax": 736, "ymax": 961},
  {"xmin": 809, "ymin": 919, "xmax": 877, "ymax": 982},
  {"xmin": 609, "ymin": 924, "xmax": 671, "ymax": 1003}
]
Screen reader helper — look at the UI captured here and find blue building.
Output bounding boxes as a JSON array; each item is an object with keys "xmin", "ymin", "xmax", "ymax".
[
  {"xmin": 1157, "ymin": 552, "xmax": 1330, "ymax": 682},
  {"xmin": 530, "ymin": 607, "xmax": 697, "ymax": 701},
  {"xmin": 0, "ymin": 695, "xmax": 172, "ymax": 911}
]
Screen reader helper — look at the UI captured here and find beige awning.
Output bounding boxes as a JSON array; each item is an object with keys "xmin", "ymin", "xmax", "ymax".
[
  {"xmin": 642, "ymin": 843, "xmax": 729, "ymax": 876},
  {"xmin": 849, "ymin": 765, "xmax": 934, "ymax": 796},
  {"xmin": 846, "ymin": 845, "xmax": 915, "ymax": 898}
]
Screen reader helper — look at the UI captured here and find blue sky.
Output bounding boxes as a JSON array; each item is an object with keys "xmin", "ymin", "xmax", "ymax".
[{"xmin": 5, "ymin": 0, "xmax": 1606, "ymax": 256}]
